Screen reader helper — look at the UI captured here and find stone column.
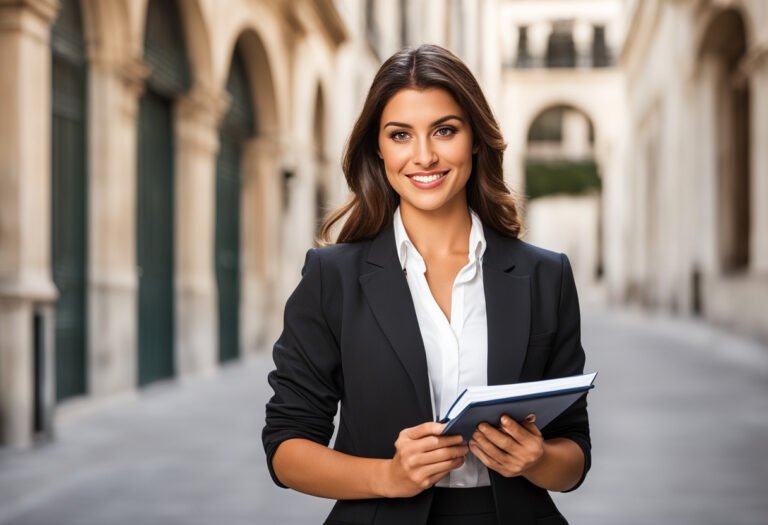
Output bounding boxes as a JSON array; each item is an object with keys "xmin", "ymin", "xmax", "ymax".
[
  {"xmin": 748, "ymin": 48, "xmax": 768, "ymax": 273},
  {"xmin": 0, "ymin": 0, "xmax": 59, "ymax": 447},
  {"xmin": 174, "ymin": 87, "xmax": 228, "ymax": 379},
  {"xmin": 278, "ymin": 139, "xmax": 318, "ymax": 318},
  {"xmin": 241, "ymin": 136, "xmax": 282, "ymax": 352},
  {"xmin": 480, "ymin": 0, "xmax": 501, "ymax": 110},
  {"xmin": 528, "ymin": 21, "xmax": 550, "ymax": 69},
  {"xmin": 87, "ymin": 55, "xmax": 148, "ymax": 396}
]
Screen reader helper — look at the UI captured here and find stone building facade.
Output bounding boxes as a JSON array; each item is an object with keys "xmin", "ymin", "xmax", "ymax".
[
  {"xmin": 620, "ymin": 0, "xmax": 768, "ymax": 341},
  {"xmin": 497, "ymin": 0, "xmax": 626, "ymax": 291},
  {"xmin": 0, "ymin": 0, "xmax": 349, "ymax": 448},
  {"xmin": 0, "ymin": 0, "xmax": 502, "ymax": 450},
  {"xmin": 2, "ymin": 0, "xmax": 763, "ymax": 450}
]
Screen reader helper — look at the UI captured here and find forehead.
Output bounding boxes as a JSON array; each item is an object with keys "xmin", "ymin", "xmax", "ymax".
[{"xmin": 380, "ymin": 87, "xmax": 464, "ymax": 124}]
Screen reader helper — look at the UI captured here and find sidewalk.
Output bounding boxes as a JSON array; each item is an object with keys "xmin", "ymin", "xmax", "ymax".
[
  {"xmin": 0, "ymin": 304, "xmax": 766, "ymax": 525},
  {"xmin": 553, "ymin": 304, "xmax": 768, "ymax": 525}
]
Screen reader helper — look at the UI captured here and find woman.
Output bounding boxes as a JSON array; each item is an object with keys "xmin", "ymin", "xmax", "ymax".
[{"xmin": 262, "ymin": 44, "xmax": 590, "ymax": 525}]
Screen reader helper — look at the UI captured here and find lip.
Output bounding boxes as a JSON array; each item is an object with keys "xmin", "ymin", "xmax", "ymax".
[{"xmin": 406, "ymin": 170, "xmax": 449, "ymax": 190}]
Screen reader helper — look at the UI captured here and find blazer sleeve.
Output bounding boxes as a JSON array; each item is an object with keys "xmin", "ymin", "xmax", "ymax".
[
  {"xmin": 262, "ymin": 248, "xmax": 343, "ymax": 488},
  {"xmin": 540, "ymin": 253, "xmax": 591, "ymax": 492}
]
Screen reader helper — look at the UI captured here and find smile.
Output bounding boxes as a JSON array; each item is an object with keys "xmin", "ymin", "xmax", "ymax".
[{"xmin": 406, "ymin": 170, "xmax": 449, "ymax": 189}]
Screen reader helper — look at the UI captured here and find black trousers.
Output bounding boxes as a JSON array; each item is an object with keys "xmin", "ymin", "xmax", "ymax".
[{"xmin": 427, "ymin": 487, "xmax": 498, "ymax": 525}]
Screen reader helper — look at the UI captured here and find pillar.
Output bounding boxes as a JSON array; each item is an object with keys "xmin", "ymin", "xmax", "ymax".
[
  {"xmin": 241, "ymin": 136, "xmax": 282, "ymax": 353},
  {"xmin": 174, "ymin": 87, "xmax": 228, "ymax": 378},
  {"xmin": 748, "ymin": 50, "xmax": 768, "ymax": 272},
  {"xmin": 0, "ymin": 0, "xmax": 59, "ymax": 447},
  {"xmin": 87, "ymin": 55, "xmax": 148, "ymax": 396}
]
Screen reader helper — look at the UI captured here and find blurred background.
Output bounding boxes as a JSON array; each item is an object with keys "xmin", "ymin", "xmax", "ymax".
[{"xmin": 0, "ymin": 0, "xmax": 766, "ymax": 524}]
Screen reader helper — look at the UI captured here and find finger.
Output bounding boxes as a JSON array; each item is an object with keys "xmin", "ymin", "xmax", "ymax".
[
  {"xmin": 520, "ymin": 418, "xmax": 542, "ymax": 437},
  {"xmin": 423, "ymin": 466, "xmax": 455, "ymax": 489},
  {"xmin": 404, "ymin": 421, "xmax": 447, "ymax": 440},
  {"xmin": 409, "ymin": 433, "xmax": 465, "ymax": 454},
  {"xmin": 421, "ymin": 455, "xmax": 466, "ymax": 480},
  {"xmin": 468, "ymin": 440, "xmax": 504, "ymax": 471},
  {"xmin": 477, "ymin": 422, "xmax": 519, "ymax": 451},
  {"xmin": 424, "ymin": 455, "xmax": 465, "ymax": 486},
  {"xmin": 471, "ymin": 430, "xmax": 514, "ymax": 466},
  {"xmin": 410, "ymin": 444, "xmax": 469, "ymax": 468},
  {"xmin": 499, "ymin": 415, "xmax": 533, "ymax": 443}
]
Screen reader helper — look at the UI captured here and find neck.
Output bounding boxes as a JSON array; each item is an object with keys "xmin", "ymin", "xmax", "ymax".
[{"xmin": 399, "ymin": 196, "xmax": 471, "ymax": 259}]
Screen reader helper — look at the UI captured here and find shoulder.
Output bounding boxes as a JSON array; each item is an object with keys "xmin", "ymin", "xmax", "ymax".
[
  {"xmin": 484, "ymin": 225, "xmax": 568, "ymax": 276},
  {"xmin": 309, "ymin": 240, "xmax": 372, "ymax": 268},
  {"xmin": 300, "ymin": 239, "xmax": 376, "ymax": 286},
  {"xmin": 509, "ymin": 237, "xmax": 563, "ymax": 265}
]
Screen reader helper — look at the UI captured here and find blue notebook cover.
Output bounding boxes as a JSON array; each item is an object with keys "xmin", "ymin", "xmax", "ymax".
[{"xmin": 440, "ymin": 377, "xmax": 596, "ymax": 442}]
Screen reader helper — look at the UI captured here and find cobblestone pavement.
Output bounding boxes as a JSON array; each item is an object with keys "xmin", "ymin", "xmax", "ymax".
[{"xmin": 1, "ymin": 304, "xmax": 767, "ymax": 525}]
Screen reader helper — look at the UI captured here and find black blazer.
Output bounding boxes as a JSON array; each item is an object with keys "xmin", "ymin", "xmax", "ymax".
[{"xmin": 263, "ymin": 220, "xmax": 591, "ymax": 525}]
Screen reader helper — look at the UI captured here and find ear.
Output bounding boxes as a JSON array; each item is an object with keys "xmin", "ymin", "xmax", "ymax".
[{"xmin": 377, "ymin": 149, "xmax": 383, "ymax": 159}]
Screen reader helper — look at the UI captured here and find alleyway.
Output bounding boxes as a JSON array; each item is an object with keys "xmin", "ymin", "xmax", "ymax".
[{"xmin": 0, "ymin": 304, "xmax": 766, "ymax": 525}]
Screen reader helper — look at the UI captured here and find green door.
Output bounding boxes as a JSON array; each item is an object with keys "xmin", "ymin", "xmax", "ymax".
[
  {"xmin": 137, "ymin": 90, "xmax": 175, "ymax": 385},
  {"xmin": 51, "ymin": 0, "xmax": 87, "ymax": 401},
  {"xmin": 136, "ymin": 0, "xmax": 190, "ymax": 385},
  {"xmin": 216, "ymin": 48, "xmax": 255, "ymax": 362},
  {"xmin": 215, "ymin": 134, "xmax": 241, "ymax": 362}
]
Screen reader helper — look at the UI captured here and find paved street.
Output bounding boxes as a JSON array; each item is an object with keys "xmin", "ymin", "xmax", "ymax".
[{"xmin": 1, "ymin": 303, "xmax": 767, "ymax": 525}]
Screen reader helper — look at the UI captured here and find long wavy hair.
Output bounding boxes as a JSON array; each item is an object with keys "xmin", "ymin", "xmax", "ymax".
[{"xmin": 318, "ymin": 44, "xmax": 522, "ymax": 244}]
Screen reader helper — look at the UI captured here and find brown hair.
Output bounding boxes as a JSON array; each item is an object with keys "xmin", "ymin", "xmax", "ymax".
[{"xmin": 318, "ymin": 44, "xmax": 522, "ymax": 245}]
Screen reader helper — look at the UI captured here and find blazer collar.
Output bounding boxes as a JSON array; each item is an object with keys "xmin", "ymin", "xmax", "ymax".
[
  {"xmin": 359, "ymin": 220, "xmax": 531, "ymax": 421},
  {"xmin": 360, "ymin": 222, "xmax": 433, "ymax": 420},
  {"xmin": 480, "ymin": 225, "xmax": 531, "ymax": 386}
]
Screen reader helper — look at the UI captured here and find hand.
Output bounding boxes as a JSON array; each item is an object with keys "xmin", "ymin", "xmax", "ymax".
[
  {"xmin": 468, "ymin": 414, "xmax": 544, "ymax": 478},
  {"xmin": 381, "ymin": 422, "xmax": 469, "ymax": 498}
]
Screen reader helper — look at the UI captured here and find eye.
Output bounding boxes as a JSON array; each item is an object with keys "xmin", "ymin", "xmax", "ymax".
[
  {"xmin": 435, "ymin": 126, "xmax": 457, "ymax": 137},
  {"xmin": 390, "ymin": 131, "xmax": 410, "ymax": 142}
]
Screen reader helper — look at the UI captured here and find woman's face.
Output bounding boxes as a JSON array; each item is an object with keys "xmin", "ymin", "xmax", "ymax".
[{"xmin": 378, "ymin": 87, "xmax": 475, "ymax": 214}]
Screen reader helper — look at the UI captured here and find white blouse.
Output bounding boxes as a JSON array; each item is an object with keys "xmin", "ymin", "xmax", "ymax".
[{"xmin": 393, "ymin": 205, "xmax": 490, "ymax": 488}]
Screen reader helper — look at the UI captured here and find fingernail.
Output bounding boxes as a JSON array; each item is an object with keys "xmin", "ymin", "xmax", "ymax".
[{"xmin": 501, "ymin": 416, "xmax": 510, "ymax": 424}]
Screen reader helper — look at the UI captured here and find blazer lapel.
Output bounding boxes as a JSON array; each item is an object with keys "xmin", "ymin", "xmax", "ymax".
[
  {"xmin": 359, "ymin": 222, "xmax": 434, "ymax": 422},
  {"xmin": 482, "ymin": 225, "xmax": 530, "ymax": 386}
]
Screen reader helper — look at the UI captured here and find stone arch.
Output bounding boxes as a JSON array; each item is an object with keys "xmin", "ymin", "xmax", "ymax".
[
  {"xmin": 697, "ymin": 7, "xmax": 751, "ymax": 273},
  {"xmin": 694, "ymin": 1, "xmax": 755, "ymax": 58},
  {"xmin": 522, "ymin": 101, "xmax": 604, "ymax": 284},
  {"xmin": 218, "ymin": 27, "xmax": 282, "ymax": 354},
  {"xmin": 525, "ymin": 104, "xmax": 595, "ymax": 163},
  {"xmin": 215, "ymin": 41, "xmax": 255, "ymax": 363},
  {"xmin": 518, "ymin": 98, "xmax": 608, "ymax": 194},
  {"xmin": 520, "ymin": 97, "xmax": 607, "ymax": 152},
  {"xmin": 224, "ymin": 28, "xmax": 279, "ymax": 135},
  {"xmin": 135, "ymin": 0, "xmax": 214, "ymax": 93}
]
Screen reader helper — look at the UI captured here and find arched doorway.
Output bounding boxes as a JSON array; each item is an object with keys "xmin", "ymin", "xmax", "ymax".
[
  {"xmin": 216, "ymin": 43, "xmax": 255, "ymax": 363},
  {"xmin": 137, "ymin": 0, "xmax": 191, "ymax": 385},
  {"xmin": 51, "ymin": 0, "xmax": 88, "ymax": 401},
  {"xmin": 524, "ymin": 104, "xmax": 603, "ymax": 283},
  {"xmin": 700, "ymin": 9, "xmax": 750, "ymax": 274}
]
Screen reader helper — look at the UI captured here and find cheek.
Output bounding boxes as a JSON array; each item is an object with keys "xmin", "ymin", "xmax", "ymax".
[
  {"xmin": 441, "ymin": 140, "xmax": 474, "ymax": 170},
  {"xmin": 380, "ymin": 145, "xmax": 410, "ymax": 175}
]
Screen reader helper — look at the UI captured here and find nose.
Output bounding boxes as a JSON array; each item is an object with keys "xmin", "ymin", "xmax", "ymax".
[{"xmin": 413, "ymin": 138, "xmax": 438, "ymax": 168}]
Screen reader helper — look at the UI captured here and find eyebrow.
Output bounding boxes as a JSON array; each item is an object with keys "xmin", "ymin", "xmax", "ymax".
[{"xmin": 383, "ymin": 114, "xmax": 465, "ymax": 129}]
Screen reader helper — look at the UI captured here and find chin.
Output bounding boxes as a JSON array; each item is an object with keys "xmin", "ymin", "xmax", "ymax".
[{"xmin": 401, "ymin": 195, "xmax": 458, "ymax": 213}]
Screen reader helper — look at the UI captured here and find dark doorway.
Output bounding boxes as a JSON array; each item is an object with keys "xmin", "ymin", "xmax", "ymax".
[{"xmin": 51, "ymin": 0, "xmax": 88, "ymax": 401}]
